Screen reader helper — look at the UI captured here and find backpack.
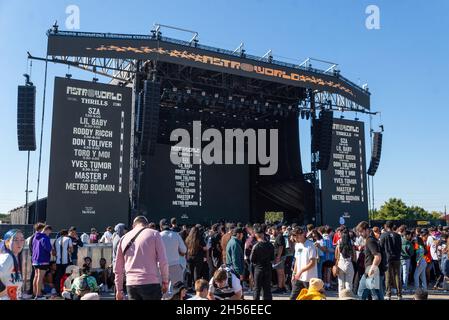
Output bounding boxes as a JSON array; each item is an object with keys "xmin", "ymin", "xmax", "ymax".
[
  {"xmin": 77, "ymin": 275, "xmax": 91, "ymax": 297},
  {"xmin": 215, "ymin": 265, "xmax": 238, "ymax": 288}
]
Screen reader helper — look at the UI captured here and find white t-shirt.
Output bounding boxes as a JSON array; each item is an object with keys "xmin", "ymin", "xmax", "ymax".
[
  {"xmin": 100, "ymin": 231, "xmax": 113, "ymax": 244},
  {"xmin": 188, "ymin": 295, "xmax": 208, "ymax": 300},
  {"xmin": 55, "ymin": 236, "xmax": 73, "ymax": 264},
  {"xmin": 427, "ymin": 235, "xmax": 439, "ymax": 261},
  {"xmin": 208, "ymin": 270, "xmax": 242, "ymax": 300},
  {"xmin": 294, "ymin": 240, "xmax": 318, "ymax": 282},
  {"xmin": 80, "ymin": 233, "xmax": 89, "ymax": 244},
  {"xmin": 160, "ymin": 229, "xmax": 187, "ymax": 266},
  {"xmin": 0, "ymin": 253, "xmax": 23, "ymax": 300}
]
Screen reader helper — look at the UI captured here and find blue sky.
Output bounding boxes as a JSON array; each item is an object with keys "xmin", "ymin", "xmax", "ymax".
[{"xmin": 0, "ymin": 0, "xmax": 448, "ymax": 214}]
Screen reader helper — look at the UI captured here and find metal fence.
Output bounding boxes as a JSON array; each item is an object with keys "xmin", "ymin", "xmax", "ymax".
[{"xmin": 21, "ymin": 243, "xmax": 113, "ymax": 292}]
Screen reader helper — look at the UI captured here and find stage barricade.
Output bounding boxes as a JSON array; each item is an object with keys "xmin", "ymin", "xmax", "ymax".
[{"xmin": 20, "ymin": 243, "xmax": 113, "ymax": 293}]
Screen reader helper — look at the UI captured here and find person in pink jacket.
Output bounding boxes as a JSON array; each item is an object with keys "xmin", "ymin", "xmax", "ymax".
[{"xmin": 114, "ymin": 216, "xmax": 169, "ymax": 300}]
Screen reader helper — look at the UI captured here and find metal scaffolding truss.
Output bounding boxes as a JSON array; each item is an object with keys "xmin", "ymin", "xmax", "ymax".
[
  {"xmin": 302, "ymin": 90, "xmax": 376, "ymax": 115},
  {"xmin": 31, "ymin": 52, "xmax": 138, "ymax": 83}
]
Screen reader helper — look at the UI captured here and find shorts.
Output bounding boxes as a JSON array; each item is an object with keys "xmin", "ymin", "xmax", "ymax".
[
  {"xmin": 273, "ymin": 256, "xmax": 286, "ymax": 270},
  {"xmin": 33, "ymin": 264, "xmax": 49, "ymax": 271}
]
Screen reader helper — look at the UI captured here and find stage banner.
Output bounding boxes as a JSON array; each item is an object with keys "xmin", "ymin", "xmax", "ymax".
[
  {"xmin": 321, "ymin": 118, "xmax": 368, "ymax": 228},
  {"xmin": 47, "ymin": 77, "xmax": 131, "ymax": 231},
  {"xmin": 47, "ymin": 33, "xmax": 370, "ymax": 109}
]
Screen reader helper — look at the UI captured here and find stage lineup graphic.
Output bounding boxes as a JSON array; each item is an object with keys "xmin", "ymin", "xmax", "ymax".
[
  {"xmin": 1, "ymin": 1, "xmax": 448, "ymax": 312},
  {"xmin": 321, "ymin": 119, "xmax": 368, "ymax": 228},
  {"xmin": 46, "ymin": 78, "xmax": 131, "ymax": 231}
]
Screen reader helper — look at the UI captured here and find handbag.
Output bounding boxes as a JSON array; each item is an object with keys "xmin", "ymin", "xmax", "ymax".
[{"xmin": 332, "ymin": 264, "xmax": 339, "ymax": 277}]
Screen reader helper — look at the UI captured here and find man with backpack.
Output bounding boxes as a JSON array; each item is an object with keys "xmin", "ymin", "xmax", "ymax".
[
  {"xmin": 114, "ymin": 216, "xmax": 169, "ymax": 300},
  {"xmin": 207, "ymin": 265, "xmax": 242, "ymax": 300},
  {"xmin": 379, "ymin": 221, "xmax": 403, "ymax": 300}
]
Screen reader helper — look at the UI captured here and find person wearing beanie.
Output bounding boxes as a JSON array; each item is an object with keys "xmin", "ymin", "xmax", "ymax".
[
  {"xmin": 296, "ymin": 278, "xmax": 326, "ymax": 300},
  {"xmin": 112, "ymin": 223, "xmax": 127, "ymax": 273},
  {"xmin": 0, "ymin": 229, "xmax": 25, "ymax": 300}
]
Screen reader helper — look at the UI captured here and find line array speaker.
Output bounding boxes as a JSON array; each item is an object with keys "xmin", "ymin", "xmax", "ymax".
[
  {"xmin": 140, "ymin": 80, "xmax": 160, "ymax": 155},
  {"xmin": 367, "ymin": 132, "xmax": 382, "ymax": 176},
  {"xmin": 17, "ymin": 85, "xmax": 36, "ymax": 151}
]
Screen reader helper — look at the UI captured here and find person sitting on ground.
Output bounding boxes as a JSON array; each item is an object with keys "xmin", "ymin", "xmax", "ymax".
[
  {"xmin": 168, "ymin": 281, "xmax": 188, "ymax": 300},
  {"xmin": 83, "ymin": 257, "xmax": 92, "ymax": 268},
  {"xmin": 207, "ymin": 266, "xmax": 242, "ymax": 300},
  {"xmin": 42, "ymin": 261, "xmax": 57, "ymax": 296},
  {"xmin": 61, "ymin": 265, "xmax": 80, "ymax": 300},
  {"xmin": 95, "ymin": 257, "xmax": 112, "ymax": 292},
  {"xmin": 187, "ymin": 279, "xmax": 209, "ymax": 300},
  {"xmin": 296, "ymin": 278, "xmax": 326, "ymax": 300},
  {"xmin": 414, "ymin": 287, "xmax": 428, "ymax": 300},
  {"xmin": 71, "ymin": 264, "xmax": 99, "ymax": 300}
]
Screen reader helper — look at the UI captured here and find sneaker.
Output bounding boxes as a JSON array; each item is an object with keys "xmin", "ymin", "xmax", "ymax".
[
  {"xmin": 21, "ymin": 293, "xmax": 33, "ymax": 300},
  {"xmin": 397, "ymin": 296, "xmax": 403, "ymax": 300},
  {"xmin": 34, "ymin": 295, "xmax": 47, "ymax": 300},
  {"xmin": 385, "ymin": 296, "xmax": 391, "ymax": 300},
  {"xmin": 271, "ymin": 287, "xmax": 287, "ymax": 294}
]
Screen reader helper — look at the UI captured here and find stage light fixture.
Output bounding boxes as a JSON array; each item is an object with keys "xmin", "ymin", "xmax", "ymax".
[
  {"xmin": 306, "ymin": 111, "xmax": 310, "ymax": 120},
  {"xmin": 92, "ymin": 77, "xmax": 98, "ymax": 83},
  {"xmin": 300, "ymin": 110, "xmax": 305, "ymax": 119},
  {"xmin": 65, "ymin": 74, "xmax": 72, "ymax": 79}
]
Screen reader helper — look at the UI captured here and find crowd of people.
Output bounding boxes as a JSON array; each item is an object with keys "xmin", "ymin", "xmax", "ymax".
[{"xmin": 1, "ymin": 217, "xmax": 449, "ymax": 300}]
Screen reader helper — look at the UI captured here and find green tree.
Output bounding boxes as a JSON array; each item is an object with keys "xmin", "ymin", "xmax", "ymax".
[
  {"xmin": 374, "ymin": 198, "xmax": 409, "ymax": 220},
  {"xmin": 372, "ymin": 199, "xmax": 444, "ymax": 221}
]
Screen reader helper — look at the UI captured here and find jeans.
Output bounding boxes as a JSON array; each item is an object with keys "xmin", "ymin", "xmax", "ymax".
[
  {"xmin": 359, "ymin": 270, "xmax": 384, "ymax": 300},
  {"xmin": 414, "ymin": 259, "xmax": 427, "ymax": 289},
  {"xmin": 253, "ymin": 266, "xmax": 272, "ymax": 300},
  {"xmin": 385, "ymin": 260, "xmax": 402, "ymax": 297},
  {"xmin": 290, "ymin": 280, "xmax": 308, "ymax": 300},
  {"xmin": 400, "ymin": 259, "xmax": 410, "ymax": 288},
  {"xmin": 127, "ymin": 284, "xmax": 162, "ymax": 300},
  {"xmin": 337, "ymin": 263, "xmax": 354, "ymax": 292},
  {"xmin": 432, "ymin": 260, "xmax": 444, "ymax": 287}
]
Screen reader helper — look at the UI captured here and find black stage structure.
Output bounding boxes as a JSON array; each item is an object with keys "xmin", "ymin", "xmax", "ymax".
[{"xmin": 26, "ymin": 24, "xmax": 376, "ymax": 230}]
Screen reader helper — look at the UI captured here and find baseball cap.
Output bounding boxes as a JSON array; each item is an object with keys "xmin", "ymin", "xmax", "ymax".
[{"xmin": 160, "ymin": 218, "xmax": 170, "ymax": 228}]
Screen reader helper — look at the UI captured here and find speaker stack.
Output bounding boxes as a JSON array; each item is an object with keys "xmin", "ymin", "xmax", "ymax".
[
  {"xmin": 17, "ymin": 84, "xmax": 36, "ymax": 151},
  {"xmin": 367, "ymin": 132, "xmax": 382, "ymax": 176},
  {"xmin": 140, "ymin": 79, "xmax": 161, "ymax": 156},
  {"xmin": 315, "ymin": 109, "xmax": 334, "ymax": 170}
]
